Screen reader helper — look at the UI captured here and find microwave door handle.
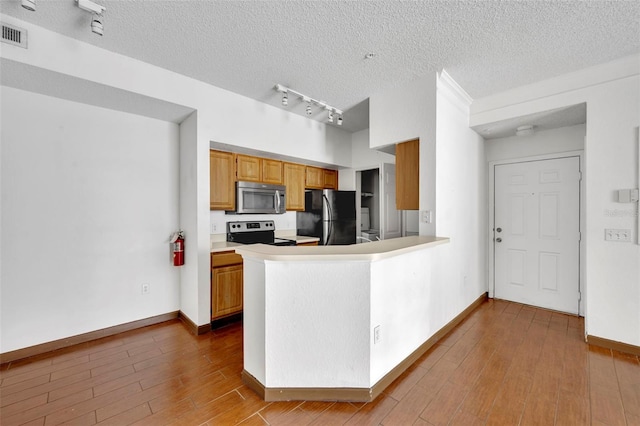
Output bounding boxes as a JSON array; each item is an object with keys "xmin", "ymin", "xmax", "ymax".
[{"xmin": 275, "ymin": 190, "xmax": 281, "ymax": 213}]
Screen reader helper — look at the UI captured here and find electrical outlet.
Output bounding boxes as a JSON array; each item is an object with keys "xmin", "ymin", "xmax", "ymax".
[
  {"xmin": 421, "ymin": 210, "xmax": 432, "ymax": 223},
  {"xmin": 374, "ymin": 325, "xmax": 381, "ymax": 344},
  {"xmin": 211, "ymin": 223, "xmax": 218, "ymax": 234},
  {"xmin": 141, "ymin": 283, "xmax": 150, "ymax": 294},
  {"xmin": 605, "ymin": 229, "xmax": 632, "ymax": 242}
]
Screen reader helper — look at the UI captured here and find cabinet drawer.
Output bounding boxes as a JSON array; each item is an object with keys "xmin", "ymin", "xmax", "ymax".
[{"xmin": 211, "ymin": 251, "xmax": 243, "ymax": 268}]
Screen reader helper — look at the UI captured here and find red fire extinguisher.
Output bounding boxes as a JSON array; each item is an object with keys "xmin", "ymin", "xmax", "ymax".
[{"xmin": 170, "ymin": 231, "xmax": 185, "ymax": 266}]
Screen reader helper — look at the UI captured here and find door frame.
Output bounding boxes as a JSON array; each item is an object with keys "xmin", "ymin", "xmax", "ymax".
[{"xmin": 488, "ymin": 150, "xmax": 585, "ymax": 315}]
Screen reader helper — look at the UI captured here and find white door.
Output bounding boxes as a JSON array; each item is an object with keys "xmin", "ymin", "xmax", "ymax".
[
  {"xmin": 382, "ymin": 163, "xmax": 402, "ymax": 239},
  {"xmin": 494, "ymin": 156, "xmax": 580, "ymax": 314}
]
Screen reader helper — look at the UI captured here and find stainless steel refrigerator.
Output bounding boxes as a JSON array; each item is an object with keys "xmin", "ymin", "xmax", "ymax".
[{"xmin": 296, "ymin": 189, "xmax": 356, "ymax": 245}]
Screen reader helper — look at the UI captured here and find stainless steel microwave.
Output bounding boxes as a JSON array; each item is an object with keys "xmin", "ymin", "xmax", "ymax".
[{"xmin": 233, "ymin": 181, "xmax": 286, "ymax": 214}]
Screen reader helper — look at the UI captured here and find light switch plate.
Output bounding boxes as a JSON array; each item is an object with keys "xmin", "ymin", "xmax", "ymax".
[{"xmin": 605, "ymin": 229, "xmax": 632, "ymax": 242}]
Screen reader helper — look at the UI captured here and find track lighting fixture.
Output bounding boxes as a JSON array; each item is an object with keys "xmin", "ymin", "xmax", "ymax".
[
  {"xmin": 274, "ymin": 84, "xmax": 344, "ymax": 125},
  {"xmin": 21, "ymin": 0, "xmax": 36, "ymax": 11},
  {"xmin": 76, "ymin": 0, "xmax": 106, "ymax": 35}
]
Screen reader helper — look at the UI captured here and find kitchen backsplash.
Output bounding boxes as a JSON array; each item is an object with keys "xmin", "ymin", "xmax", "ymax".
[{"xmin": 210, "ymin": 210, "xmax": 297, "ymax": 235}]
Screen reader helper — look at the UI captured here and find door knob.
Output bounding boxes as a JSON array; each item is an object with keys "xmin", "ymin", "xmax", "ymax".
[
  {"xmin": 496, "ymin": 227, "xmax": 502, "ymax": 233},
  {"xmin": 496, "ymin": 238, "xmax": 502, "ymax": 243}
]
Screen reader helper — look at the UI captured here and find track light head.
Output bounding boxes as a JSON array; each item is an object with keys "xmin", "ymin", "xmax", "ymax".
[
  {"xmin": 306, "ymin": 104, "xmax": 312, "ymax": 116},
  {"xmin": 91, "ymin": 14, "xmax": 103, "ymax": 36},
  {"xmin": 337, "ymin": 115, "xmax": 343, "ymax": 126},
  {"xmin": 282, "ymin": 91, "xmax": 288, "ymax": 106},
  {"xmin": 21, "ymin": 0, "xmax": 36, "ymax": 11},
  {"xmin": 326, "ymin": 107, "xmax": 334, "ymax": 123}
]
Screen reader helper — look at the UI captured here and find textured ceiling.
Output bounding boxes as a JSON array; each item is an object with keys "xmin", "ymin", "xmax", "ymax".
[{"xmin": 1, "ymin": 0, "xmax": 638, "ymax": 132}]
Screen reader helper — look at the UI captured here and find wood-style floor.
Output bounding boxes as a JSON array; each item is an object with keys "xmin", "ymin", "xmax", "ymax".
[{"xmin": 1, "ymin": 299, "xmax": 639, "ymax": 425}]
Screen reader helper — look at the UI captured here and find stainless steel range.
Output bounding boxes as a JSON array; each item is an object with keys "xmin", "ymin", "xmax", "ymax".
[{"xmin": 226, "ymin": 220, "xmax": 296, "ymax": 246}]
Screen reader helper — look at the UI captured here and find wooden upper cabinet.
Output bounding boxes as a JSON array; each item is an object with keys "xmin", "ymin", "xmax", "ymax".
[
  {"xmin": 262, "ymin": 159, "xmax": 283, "ymax": 185},
  {"xmin": 396, "ymin": 139, "xmax": 419, "ymax": 210},
  {"xmin": 306, "ymin": 166, "xmax": 337, "ymax": 189},
  {"xmin": 323, "ymin": 169, "xmax": 338, "ymax": 190},
  {"xmin": 305, "ymin": 166, "xmax": 324, "ymax": 189},
  {"xmin": 236, "ymin": 154, "xmax": 262, "ymax": 182},
  {"xmin": 283, "ymin": 162, "xmax": 306, "ymax": 211},
  {"xmin": 210, "ymin": 150, "xmax": 235, "ymax": 211}
]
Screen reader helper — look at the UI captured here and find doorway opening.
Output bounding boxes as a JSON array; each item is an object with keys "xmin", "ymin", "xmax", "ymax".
[
  {"xmin": 356, "ymin": 168, "xmax": 380, "ymax": 242},
  {"xmin": 477, "ymin": 103, "xmax": 587, "ymax": 315}
]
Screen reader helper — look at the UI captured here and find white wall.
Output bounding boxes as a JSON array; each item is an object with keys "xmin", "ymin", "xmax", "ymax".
[
  {"xmin": 0, "ymin": 87, "xmax": 180, "ymax": 353},
  {"xmin": 485, "ymin": 124, "xmax": 585, "ymax": 162},
  {"xmin": 338, "ymin": 129, "xmax": 395, "ymax": 191},
  {"xmin": 0, "ymin": 14, "xmax": 353, "ymax": 340},
  {"xmin": 433, "ymin": 72, "xmax": 488, "ymax": 326},
  {"xmin": 369, "ymin": 74, "xmax": 437, "ymax": 235},
  {"xmin": 178, "ymin": 112, "xmax": 200, "ymax": 323},
  {"xmin": 471, "ymin": 54, "xmax": 640, "ymax": 347},
  {"xmin": 351, "ymin": 129, "xmax": 396, "ymax": 169},
  {"xmin": 364, "ymin": 71, "xmax": 487, "ymax": 343}
]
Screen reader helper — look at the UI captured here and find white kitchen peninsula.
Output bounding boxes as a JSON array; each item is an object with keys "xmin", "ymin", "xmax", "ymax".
[{"xmin": 235, "ymin": 236, "xmax": 485, "ymax": 402}]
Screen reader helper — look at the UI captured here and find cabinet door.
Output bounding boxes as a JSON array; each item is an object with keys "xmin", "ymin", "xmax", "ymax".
[
  {"xmin": 283, "ymin": 163, "xmax": 306, "ymax": 211},
  {"xmin": 210, "ymin": 150, "xmax": 235, "ymax": 211},
  {"xmin": 323, "ymin": 169, "xmax": 338, "ymax": 190},
  {"xmin": 396, "ymin": 139, "xmax": 419, "ymax": 210},
  {"xmin": 236, "ymin": 154, "xmax": 262, "ymax": 182},
  {"xmin": 297, "ymin": 241, "xmax": 319, "ymax": 246},
  {"xmin": 211, "ymin": 265, "xmax": 243, "ymax": 319},
  {"xmin": 305, "ymin": 166, "xmax": 324, "ymax": 189},
  {"xmin": 262, "ymin": 159, "xmax": 283, "ymax": 184}
]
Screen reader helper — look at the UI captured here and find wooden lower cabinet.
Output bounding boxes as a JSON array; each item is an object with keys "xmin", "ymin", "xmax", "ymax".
[
  {"xmin": 211, "ymin": 251, "xmax": 243, "ymax": 320},
  {"xmin": 297, "ymin": 241, "xmax": 319, "ymax": 246}
]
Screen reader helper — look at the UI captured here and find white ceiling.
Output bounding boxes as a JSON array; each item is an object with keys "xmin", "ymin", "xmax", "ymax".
[{"xmin": 1, "ymin": 1, "xmax": 638, "ymax": 133}]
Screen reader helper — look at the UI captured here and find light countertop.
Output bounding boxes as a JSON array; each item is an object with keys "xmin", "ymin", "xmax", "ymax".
[{"xmin": 234, "ymin": 236, "xmax": 449, "ymax": 261}]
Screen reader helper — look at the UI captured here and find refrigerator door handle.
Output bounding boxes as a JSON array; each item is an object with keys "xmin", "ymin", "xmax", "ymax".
[{"xmin": 323, "ymin": 194, "xmax": 332, "ymax": 245}]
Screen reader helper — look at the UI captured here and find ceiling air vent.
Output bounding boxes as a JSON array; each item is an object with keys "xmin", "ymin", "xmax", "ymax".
[{"xmin": 1, "ymin": 22, "xmax": 27, "ymax": 49}]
